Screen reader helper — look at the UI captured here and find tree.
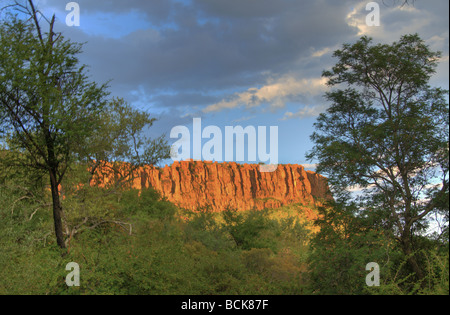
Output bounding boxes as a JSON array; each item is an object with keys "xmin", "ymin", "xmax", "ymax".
[
  {"xmin": 79, "ymin": 97, "xmax": 171, "ymax": 188},
  {"xmin": 307, "ymin": 34, "xmax": 449, "ymax": 281},
  {"xmin": 0, "ymin": 1, "xmax": 170, "ymax": 249}
]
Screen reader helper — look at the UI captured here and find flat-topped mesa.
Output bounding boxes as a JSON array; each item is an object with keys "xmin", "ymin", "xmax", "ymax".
[{"xmin": 92, "ymin": 160, "xmax": 332, "ymax": 212}]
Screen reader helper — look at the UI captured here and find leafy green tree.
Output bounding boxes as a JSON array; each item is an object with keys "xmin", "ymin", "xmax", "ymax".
[
  {"xmin": 0, "ymin": 1, "xmax": 170, "ymax": 249},
  {"xmin": 222, "ymin": 209, "xmax": 278, "ymax": 251},
  {"xmin": 79, "ymin": 97, "xmax": 171, "ymax": 188},
  {"xmin": 307, "ymin": 201, "xmax": 399, "ymax": 294},
  {"xmin": 0, "ymin": 6, "xmax": 107, "ymax": 248},
  {"xmin": 307, "ymin": 34, "xmax": 449, "ymax": 281}
]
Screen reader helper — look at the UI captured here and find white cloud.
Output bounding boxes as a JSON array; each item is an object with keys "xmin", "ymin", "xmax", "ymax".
[
  {"xmin": 302, "ymin": 163, "xmax": 318, "ymax": 170},
  {"xmin": 281, "ymin": 104, "xmax": 328, "ymax": 120},
  {"xmin": 345, "ymin": 1, "xmax": 440, "ymax": 44},
  {"xmin": 203, "ymin": 75, "xmax": 328, "ymax": 113},
  {"xmin": 346, "ymin": 2, "xmax": 375, "ymax": 36},
  {"xmin": 311, "ymin": 46, "xmax": 334, "ymax": 58}
]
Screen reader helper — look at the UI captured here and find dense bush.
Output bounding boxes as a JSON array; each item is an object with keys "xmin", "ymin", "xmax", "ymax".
[
  {"xmin": 0, "ymin": 173, "xmax": 314, "ymax": 295},
  {"xmin": 1, "ymin": 172, "xmax": 447, "ymax": 295},
  {"xmin": 306, "ymin": 202, "xmax": 449, "ymax": 295}
]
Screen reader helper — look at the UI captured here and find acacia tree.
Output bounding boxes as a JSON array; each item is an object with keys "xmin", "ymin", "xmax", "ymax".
[
  {"xmin": 0, "ymin": 1, "xmax": 170, "ymax": 249},
  {"xmin": 307, "ymin": 34, "xmax": 449, "ymax": 281}
]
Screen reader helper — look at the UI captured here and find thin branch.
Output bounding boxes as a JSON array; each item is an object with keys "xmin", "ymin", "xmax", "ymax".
[{"xmin": 10, "ymin": 195, "xmax": 32, "ymax": 215}]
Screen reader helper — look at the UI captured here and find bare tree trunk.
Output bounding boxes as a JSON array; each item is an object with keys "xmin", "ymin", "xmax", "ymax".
[
  {"xmin": 49, "ymin": 168, "xmax": 65, "ymax": 249},
  {"xmin": 401, "ymin": 229, "xmax": 424, "ymax": 281}
]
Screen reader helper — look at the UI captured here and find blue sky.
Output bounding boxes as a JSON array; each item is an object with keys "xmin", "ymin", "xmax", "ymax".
[{"xmin": 5, "ymin": 0, "xmax": 448, "ymax": 169}]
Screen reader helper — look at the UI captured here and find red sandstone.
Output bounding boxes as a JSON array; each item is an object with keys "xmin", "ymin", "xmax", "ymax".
[{"xmin": 92, "ymin": 160, "xmax": 331, "ymax": 212}]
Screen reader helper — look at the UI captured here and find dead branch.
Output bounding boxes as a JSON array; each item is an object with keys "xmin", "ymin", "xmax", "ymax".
[{"xmin": 64, "ymin": 217, "xmax": 133, "ymax": 248}]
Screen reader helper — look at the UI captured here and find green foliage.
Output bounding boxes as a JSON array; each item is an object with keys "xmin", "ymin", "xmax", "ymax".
[
  {"xmin": 367, "ymin": 250, "xmax": 449, "ymax": 295},
  {"xmin": 0, "ymin": 168, "xmax": 315, "ymax": 294},
  {"xmin": 119, "ymin": 188, "xmax": 176, "ymax": 221},
  {"xmin": 81, "ymin": 97, "xmax": 171, "ymax": 169},
  {"xmin": 222, "ymin": 208, "xmax": 279, "ymax": 252},
  {"xmin": 307, "ymin": 33, "xmax": 449, "ymax": 284},
  {"xmin": 0, "ymin": 13, "xmax": 110, "ymax": 173},
  {"xmin": 1, "ymin": 166, "xmax": 447, "ymax": 295},
  {"xmin": 306, "ymin": 199, "xmax": 450, "ymax": 295},
  {"xmin": 307, "ymin": 202, "xmax": 400, "ymax": 295},
  {"xmin": 183, "ymin": 210, "xmax": 234, "ymax": 251},
  {"xmin": 0, "ymin": 4, "xmax": 171, "ymax": 249}
]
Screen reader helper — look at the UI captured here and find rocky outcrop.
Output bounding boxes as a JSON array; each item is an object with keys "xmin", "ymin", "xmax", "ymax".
[{"xmin": 93, "ymin": 160, "xmax": 331, "ymax": 212}]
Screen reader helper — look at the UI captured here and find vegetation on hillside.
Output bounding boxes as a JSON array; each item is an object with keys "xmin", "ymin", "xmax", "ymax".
[
  {"xmin": 0, "ymin": 161, "xmax": 448, "ymax": 295},
  {"xmin": 0, "ymin": 167, "xmax": 319, "ymax": 295}
]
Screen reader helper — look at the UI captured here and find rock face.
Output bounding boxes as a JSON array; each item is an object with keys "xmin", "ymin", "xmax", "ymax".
[{"xmin": 94, "ymin": 160, "xmax": 331, "ymax": 212}]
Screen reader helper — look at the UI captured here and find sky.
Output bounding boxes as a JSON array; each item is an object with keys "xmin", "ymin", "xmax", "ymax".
[{"xmin": 3, "ymin": 0, "xmax": 449, "ymax": 169}]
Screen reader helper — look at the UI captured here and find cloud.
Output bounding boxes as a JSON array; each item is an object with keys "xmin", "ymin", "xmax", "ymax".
[
  {"xmin": 203, "ymin": 75, "xmax": 328, "ymax": 113},
  {"xmin": 302, "ymin": 163, "xmax": 318, "ymax": 170},
  {"xmin": 281, "ymin": 104, "xmax": 329, "ymax": 120},
  {"xmin": 42, "ymin": 0, "xmax": 174, "ymax": 25},
  {"xmin": 345, "ymin": 0, "xmax": 449, "ymax": 47},
  {"xmin": 311, "ymin": 46, "xmax": 335, "ymax": 58},
  {"xmin": 29, "ymin": 0, "xmax": 448, "ymax": 116},
  {"xmin": 36, "ymin": 0, "xmax": 356, "ymax": 97},
  {"xmin": 5, "ymin": 0, "xmax": 447, "ymax": 169}
]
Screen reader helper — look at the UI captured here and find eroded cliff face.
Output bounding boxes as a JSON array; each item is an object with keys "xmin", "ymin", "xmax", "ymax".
[{"xmin": 93, "ymin": 160, "xmax": 331, "ymax": 212}]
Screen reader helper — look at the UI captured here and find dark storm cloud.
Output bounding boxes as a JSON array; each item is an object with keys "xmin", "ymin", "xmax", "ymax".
[
  {"xmin": 39, "ymin": 0, "xmax": 448, "ymax": 114},
  {"xmin": 194, "ymin": 0, "xmax": 295, "ymax": 19},
  {"xmin": 44, "ymin": 0, "xmax": 174, "ymax": 25},
  {"xmin": 42, "ymin": 0, "xmax": 357, "ymax": 99}
]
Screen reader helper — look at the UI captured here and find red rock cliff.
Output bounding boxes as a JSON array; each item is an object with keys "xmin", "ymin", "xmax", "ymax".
[{"xmin": 93, "ymin": 160, "xmax": 331, "ymax": 212}]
